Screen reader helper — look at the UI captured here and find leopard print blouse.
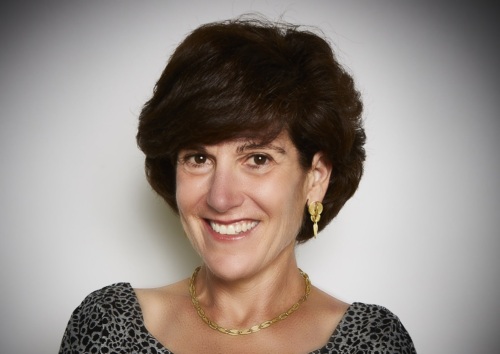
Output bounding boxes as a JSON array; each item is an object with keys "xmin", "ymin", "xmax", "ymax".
[{"xmin": 59, "ymin": 283, "xmax": 416, "ymax": 353}]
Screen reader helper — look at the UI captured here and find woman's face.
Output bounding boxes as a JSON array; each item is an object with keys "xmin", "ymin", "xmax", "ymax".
[{"xmin": 175, "ymin": 132, "xmax": 328, "ymax": 280}]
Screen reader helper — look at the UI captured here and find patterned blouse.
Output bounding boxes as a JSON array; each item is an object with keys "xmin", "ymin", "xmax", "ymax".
[{"xmin": 59, "ymin": 283, "xmax": 416, "ymax": 353}]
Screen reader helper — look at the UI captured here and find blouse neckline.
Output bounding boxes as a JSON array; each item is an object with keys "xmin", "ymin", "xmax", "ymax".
[{"xmin": 125, "ymin": 282, "xmax": 354, "ymax": 353}]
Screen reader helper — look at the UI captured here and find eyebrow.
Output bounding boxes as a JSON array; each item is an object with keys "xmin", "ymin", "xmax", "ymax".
[{"xmin": 236, "ymin": 142, "xmax": 287, "ymax": 155}]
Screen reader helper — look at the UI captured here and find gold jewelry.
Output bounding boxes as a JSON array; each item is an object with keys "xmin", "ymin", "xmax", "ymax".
[
  {"xmin": 308, "ymin": 201, "xmax": 323, "ymax": 238},
  {"xmin": 189, "ymin": 266, "xmax": 311, "ymax": 336}
]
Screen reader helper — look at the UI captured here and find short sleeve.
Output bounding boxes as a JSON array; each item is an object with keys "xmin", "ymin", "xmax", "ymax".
[
  {"xmin": 316, "ymin": 302, "xmax": 417, "ymax": 353},
  {"xmin": 58, "ymin": 283, "xmax": 136, "ymax": 354},
  {"xmin": 59, "ymin": 286, "xmax": 109, "ymax": 354},
  {"xmin": 59, "ymin": 282, "xmax": 172, "ymax": 354},
  {"xmin": 363, "ymin": 305, "xmax": 416, "ymax": 353}
]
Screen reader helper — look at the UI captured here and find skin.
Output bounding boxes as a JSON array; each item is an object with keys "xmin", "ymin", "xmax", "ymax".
[{"xmin": 135, "ymin": 132, "xmax": 350, "ymax": 353}]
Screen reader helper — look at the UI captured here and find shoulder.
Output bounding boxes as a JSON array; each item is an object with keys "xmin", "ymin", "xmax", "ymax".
[
  {"xmin": 135, "ymin": 279, "xmax": 189, "ymax": 313},
  {"xmin": 82, "ymin": 282, "xmax": 135, "ymax": 304},
  {"xmin": 331, "ymin": 302, "xmax": 417, "ymax": 353},
  {"xmin": 59, "ymin": 283, "xmax": 147, "ymax": 354},
  {"xmin": 342, "ymin": 302, "xmax": 405, "ymax": 328},
  {"xmin": 134, "ymin": 279, "xmax": 192, "ymax": 338},
  {"xmin": 72, "ymin": 282, "xmax": 138, "ymax": 320}
]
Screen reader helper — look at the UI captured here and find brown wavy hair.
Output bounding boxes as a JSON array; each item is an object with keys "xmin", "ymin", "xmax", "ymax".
[{"xmin": 137, "ymin": 17, "xmax": 365, "ymax": 243}]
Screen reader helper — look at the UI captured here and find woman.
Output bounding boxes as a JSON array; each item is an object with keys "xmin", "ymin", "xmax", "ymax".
[{"xmin": 60, "ymin": 17, "xmax": 416, "ymax": 353}]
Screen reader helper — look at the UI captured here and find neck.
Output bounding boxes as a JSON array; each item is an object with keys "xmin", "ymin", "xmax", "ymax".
[{"xmin": 192, "ymin": 255, "xmax": 307, "ymax": 330}]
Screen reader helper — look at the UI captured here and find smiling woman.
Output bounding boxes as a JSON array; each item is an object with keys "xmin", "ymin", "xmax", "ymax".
[{"xmin": 59, "ymin": 16, "xmax": 416, "ymax": 353}]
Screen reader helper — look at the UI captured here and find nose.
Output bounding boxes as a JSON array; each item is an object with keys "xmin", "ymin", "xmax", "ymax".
[{"xmin": 206, "ymin": 164, "xmax": 244, "ymax": 213}]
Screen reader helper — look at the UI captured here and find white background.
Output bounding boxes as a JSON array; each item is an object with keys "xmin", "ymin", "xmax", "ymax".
[{"xmin": 1, "ymin": 1, "xmax": 499, "ymax": 353}]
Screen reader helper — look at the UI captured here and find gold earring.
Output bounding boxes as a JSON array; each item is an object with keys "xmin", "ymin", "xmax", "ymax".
[{"xmin": 308, "ymin": 201, "xmax": 323, "ymax": 238}]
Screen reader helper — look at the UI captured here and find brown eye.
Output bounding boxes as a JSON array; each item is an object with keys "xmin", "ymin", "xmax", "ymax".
[
  {"xmin": 193, "ymin": 154, "xmax": 207, "ymax": 164},
  {"xmin": 252, "ymin": 155, "xmax": 268, "ymax": 165}
]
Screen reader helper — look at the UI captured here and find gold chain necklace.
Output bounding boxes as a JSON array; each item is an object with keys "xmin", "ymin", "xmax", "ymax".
[{"xmin": 189, "ymin": 266, "xmax": 311, "ymax": 336}]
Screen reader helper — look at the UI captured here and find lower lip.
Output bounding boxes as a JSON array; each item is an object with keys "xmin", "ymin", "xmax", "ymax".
[{"xmin": 205, "ymin": 221, "xmax": 256, "ymax": 242}]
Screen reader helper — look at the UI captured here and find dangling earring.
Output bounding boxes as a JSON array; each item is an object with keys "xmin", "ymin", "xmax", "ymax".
[{"xmin": 308, "ymin": 201, "xmax": 323, "ymax": 238}]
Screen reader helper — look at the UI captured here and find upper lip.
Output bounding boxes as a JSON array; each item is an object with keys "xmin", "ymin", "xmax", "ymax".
[{"xmin": 205, "ymin": 218, "xmax": 254, "ymax": 224}]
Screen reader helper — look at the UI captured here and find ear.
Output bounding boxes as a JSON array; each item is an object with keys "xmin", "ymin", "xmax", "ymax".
[{"xmin": 306, "ymin": 152, "xmax": 332, "ymax": 203}]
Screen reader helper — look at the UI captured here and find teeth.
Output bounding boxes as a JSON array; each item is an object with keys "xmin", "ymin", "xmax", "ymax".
[{"xmin": 210, "ymin": 221, "xmax": 258, "ymax": 235}]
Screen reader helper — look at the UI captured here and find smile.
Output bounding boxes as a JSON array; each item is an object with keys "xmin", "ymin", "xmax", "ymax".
[{"xmin": 209, "ymin": 220, "xmax": 258, "ymax": 235}]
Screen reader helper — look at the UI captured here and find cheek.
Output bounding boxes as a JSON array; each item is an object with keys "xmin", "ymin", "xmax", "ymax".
[
  {"xmin": 175, "ymin": 178, "xmax": 189, "ymax": 209},
  {"xmin": 175, "ymin": 171, "xmax": 206, "ymax": 212},
  {"xmin": 257, "ymin": 173, "xmax": 308, "ymax": 220},
  {"xmin": 175, "ymin": 175, "xmax": 204, "ymax": 242}
]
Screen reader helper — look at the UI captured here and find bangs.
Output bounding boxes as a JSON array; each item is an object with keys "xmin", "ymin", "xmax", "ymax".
[
  {"xmin": 171, "ymin": 96, "xmax": 288, "ymax": 153},
  {"xmin": 139, "ymin": 57, "xmax": 297, "ymax": 159},
  {"xmin": 138, "ymin": 19, "xmax": 303, "ymax": 159}
]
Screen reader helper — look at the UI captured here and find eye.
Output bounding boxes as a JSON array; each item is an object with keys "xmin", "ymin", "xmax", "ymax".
[
  {"xmin": 245, "ymin": 154, "xmax": 273, "ymax": 170},
  {"xmin": 252, "ymin": 154, "xmax": 269, "ymax": 166},
  {"xmin": 178, "ymin": 152, "xmax": 213, "ymax": 172},
  {"xmin": 191, "ymin": 154, "xmax": 207, "ymax": 165}
]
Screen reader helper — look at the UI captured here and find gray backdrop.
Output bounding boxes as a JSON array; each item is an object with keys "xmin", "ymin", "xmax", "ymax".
[{"xmin": 1, "ymin": 1, "xmax": 499, "ymax": 353}]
